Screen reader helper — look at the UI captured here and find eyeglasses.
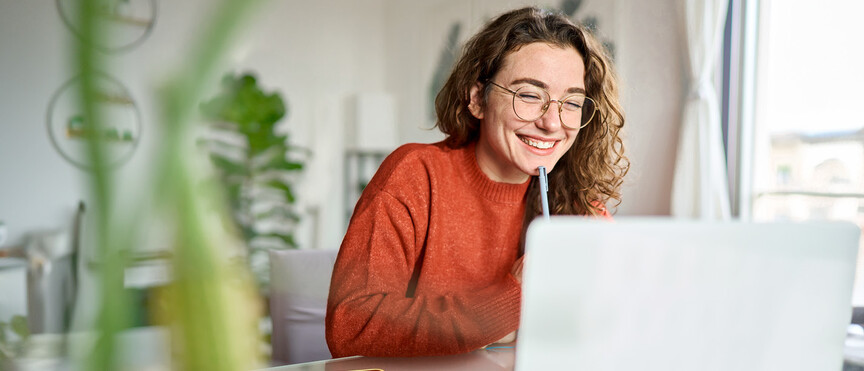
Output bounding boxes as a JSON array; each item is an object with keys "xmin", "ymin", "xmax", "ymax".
[{"xmin": 487, "ymin": 81, "xmax": 598, "ymax": 129}]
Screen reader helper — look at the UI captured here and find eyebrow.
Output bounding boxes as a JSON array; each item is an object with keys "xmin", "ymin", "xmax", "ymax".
[{"xmin": 510, "ymin": 78, "xmax": 587, "ymax": 95}]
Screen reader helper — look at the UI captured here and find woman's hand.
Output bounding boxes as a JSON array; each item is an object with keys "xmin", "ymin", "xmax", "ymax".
[
  {"xmin": 492, "ymin": 330, "xmax": 517, "ymax": 344},
  {"xmin": 511, "ymin": 255, "xmax": 525, "ymax": 283}
]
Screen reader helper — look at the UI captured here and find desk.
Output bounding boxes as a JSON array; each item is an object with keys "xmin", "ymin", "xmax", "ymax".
[
  {"xmin": 266, "ymin": 346, "xmax": 864, "ymax": 371},
  {"xmin": 266, "ymin": 348, "xmax": 516, "ymax": 371}
]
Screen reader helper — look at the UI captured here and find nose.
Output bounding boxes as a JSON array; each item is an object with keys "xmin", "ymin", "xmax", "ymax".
[{"xmin": 536, "ymin": 100, "xmax": 564, "ymax": 131}]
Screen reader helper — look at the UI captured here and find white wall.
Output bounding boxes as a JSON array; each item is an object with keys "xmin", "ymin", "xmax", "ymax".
[
  {"xmin": 613, "ymin": 0, "xmax": 685, "ymax": 215},
  {"xmin": 235, "ymin": 0, "xmax": 390, "ymax": 251},
  {"xmin": 0, "ymin": 0, "xmax": 684, "ymax": 253},
  {"xmin": 0, "ymin": 0, "xmax": 86, "ymax": 248}
]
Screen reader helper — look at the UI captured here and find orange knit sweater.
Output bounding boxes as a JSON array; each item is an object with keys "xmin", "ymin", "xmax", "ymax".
[
  {"xmin": 326, "ymin": 141, "xmax": 529, "ymax": 357},
  {"xmin": 326, "ymin": 141, "xmax": 611, "ymax": 357}
]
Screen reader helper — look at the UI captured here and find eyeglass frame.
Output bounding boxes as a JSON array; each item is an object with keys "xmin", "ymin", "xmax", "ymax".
[{"xmin": 486, "ymin": 80, "xmax": 598, "ymax": 129}]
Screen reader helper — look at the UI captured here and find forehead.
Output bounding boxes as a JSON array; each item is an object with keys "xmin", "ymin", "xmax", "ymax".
[{"xmin": 496, "ymin": 42, "xmax": 586, "ymax": 89}]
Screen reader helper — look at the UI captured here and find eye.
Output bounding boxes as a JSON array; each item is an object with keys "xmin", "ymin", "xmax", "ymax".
[
  {"xmin": 563, "ymin": 100, "xmax": 583, "ymax": 111},
  {"xmin": 517, "ymin": 92, "xmax": 543, "ymax": 103}
]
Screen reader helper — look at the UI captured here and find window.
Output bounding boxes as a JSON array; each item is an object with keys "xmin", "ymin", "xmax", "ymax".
[{"xmin": 736, "ymin": 0, "xmax": 864, "ymax": 304}]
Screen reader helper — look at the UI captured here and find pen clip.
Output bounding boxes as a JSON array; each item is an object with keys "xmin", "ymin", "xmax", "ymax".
[
  {"xmin": 538, "ymin": 166, "xmax": 550, "ymax": 221},
  {"xmin": 538, "ymin": 166, "xmax": 548, "ymax": 192}
]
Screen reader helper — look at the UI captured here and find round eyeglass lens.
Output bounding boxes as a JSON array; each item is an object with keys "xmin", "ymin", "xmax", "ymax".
[
  {"xmin": 511, "ymin": 85, "xmax": 548, "ymax": 122},
  {"xmin": 566, "ymin": 96, "xmax": 597, "ymax": 129}
]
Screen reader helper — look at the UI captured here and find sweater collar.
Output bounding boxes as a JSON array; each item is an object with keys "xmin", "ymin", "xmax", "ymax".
[{"xmin": 456, "ymin": 141, "xmax": 530, "ymax": 204}]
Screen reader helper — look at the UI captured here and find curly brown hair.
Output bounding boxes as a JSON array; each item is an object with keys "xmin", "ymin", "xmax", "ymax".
[{"xmin": 434, "ymin": 6, "xmax": 628, "ymax": 228}]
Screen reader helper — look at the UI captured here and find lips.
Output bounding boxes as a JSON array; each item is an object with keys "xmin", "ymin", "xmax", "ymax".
[{"xmin": 518, "ymin": 135, "xmax": 558, "ymax": 150}]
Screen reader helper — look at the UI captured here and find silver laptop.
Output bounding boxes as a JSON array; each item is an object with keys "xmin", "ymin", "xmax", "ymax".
[{"xmin": 516, "ymin": 218, "xmax": 859, "ymax": 371}]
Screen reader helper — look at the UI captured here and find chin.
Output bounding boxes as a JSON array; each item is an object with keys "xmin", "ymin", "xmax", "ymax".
[
  {"xmin": 514, "ymin": 152, "xmax": 565, "ymax": 177},
  {"xmin": 519, "ymin": 163, "xmax": 550, "ymax": 176}
]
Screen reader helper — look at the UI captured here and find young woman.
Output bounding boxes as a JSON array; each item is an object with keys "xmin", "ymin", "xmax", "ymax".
[{"xmin": 326, "ymin": 6, "xmax": 627, "ymax": 357}]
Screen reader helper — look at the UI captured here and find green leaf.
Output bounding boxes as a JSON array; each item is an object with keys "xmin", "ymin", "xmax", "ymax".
[
  {"xmin": 10, "ymin": 315, "xmax": 29, "ymax": 339},
  {"xmin": 264, "ymin": 180, "xmax": 295, "ymax": 203},
  {"xmin": 209, "ymin": 154, "xmax": 247, "ymax": 176},
  {"xmin": 199, "ymin": 137, "xmax": 247, "ymax": 152},
  {"xmin": 254, "ymin": 157, "xmax": 303, "ymax": 172},
  {"xmin": 283, "ymin": 161, "xmax": 303, "ymax": 171},
  {"xmin": 266, "ymin": 134, "xmax": 288, "ymax": 148},
  {"xmin": 253, "ymin": 205, "xmax": 300, "ymax": 222},
  {"xmin": 258, "ymin": 233, "xmax": 297, "ymax": 248},
  {"xmin": 226, "ymin": 182, "xmax": 243, "ymax": 198},
  {"xmin": 200, "ymin": 73, "xmax": 286, "ymax": 128},
  {"xmin": 240, "ymin": 225, "xmax": 256, "ymax": 242}
]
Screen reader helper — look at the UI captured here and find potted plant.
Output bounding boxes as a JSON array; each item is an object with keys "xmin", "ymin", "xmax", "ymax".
[
  {"xmin": 0, "ymin": 315, "xmax": 29, "ymax": 368},
  {"xmin": 200, "ymin": 73, "xmax": 306, "ymax": 292}
]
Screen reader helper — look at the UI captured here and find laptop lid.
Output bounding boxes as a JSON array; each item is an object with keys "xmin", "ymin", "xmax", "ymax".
[{"xmin": 516, "ymin": 218, "xmax": 859, "ymax": 371}]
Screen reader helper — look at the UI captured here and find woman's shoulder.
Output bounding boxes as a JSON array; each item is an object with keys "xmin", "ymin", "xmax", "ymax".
[
  {"xmin": 386, "ymin": 141, "xmax": 452, "ymax": 162},
  {"xmin": 377, "ymin": 142, "xmax": 454, "ymax": 174},
  {"xmin": 367, "ymin": 142, "xmax": 456, "ymax": 193}
]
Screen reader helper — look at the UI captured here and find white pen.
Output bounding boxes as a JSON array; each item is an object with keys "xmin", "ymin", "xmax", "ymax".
[{"xmin": 538, "ymin": 166, "xmax": 550, "ymax": 221}]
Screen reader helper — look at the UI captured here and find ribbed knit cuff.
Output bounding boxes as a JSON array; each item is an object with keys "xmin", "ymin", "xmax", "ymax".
[{"xmin": 471, "ymin": 276, "xmax": 522, "ymax": 341}]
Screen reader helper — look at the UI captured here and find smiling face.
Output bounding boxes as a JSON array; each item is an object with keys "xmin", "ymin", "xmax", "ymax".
[{"xmin": 469, "ymin": 42, "xmax": 586, "ymax": 184}]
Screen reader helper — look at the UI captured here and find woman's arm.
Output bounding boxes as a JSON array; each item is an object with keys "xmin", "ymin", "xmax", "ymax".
[{"xmin": 325, "ymin": 190, "xmax": 521, "ymax": 357}]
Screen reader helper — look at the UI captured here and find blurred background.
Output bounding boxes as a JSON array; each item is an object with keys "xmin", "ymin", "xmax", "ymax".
[{"xmin": 0, "ymin": 0, "xmax": 862, "ymax": 369}]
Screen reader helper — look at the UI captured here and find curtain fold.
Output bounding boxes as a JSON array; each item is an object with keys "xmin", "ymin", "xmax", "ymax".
[{"xmin": 671, "ymin": 0, "xmax": 731, "ymax": 219}]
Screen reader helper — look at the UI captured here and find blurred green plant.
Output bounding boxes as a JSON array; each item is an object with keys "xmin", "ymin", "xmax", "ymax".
[
  {"xmin": 200, "ymin": 73, "xmax": 306, "ymax": 290},
  {"xmin": 75, "ymin": 0, "xmax": 265, "ymax": 369},
  {"xmin": 0, "ymin": 315, "xmax": 29, "ymax": 361}
]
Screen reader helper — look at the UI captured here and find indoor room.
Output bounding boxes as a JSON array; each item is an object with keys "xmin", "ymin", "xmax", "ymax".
[{"xmin": 1, "ymin": 0, "xmax": 862, "ymax": 370}]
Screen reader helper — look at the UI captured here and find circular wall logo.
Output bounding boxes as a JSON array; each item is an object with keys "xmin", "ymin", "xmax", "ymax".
[{"xmin": 47, "ymin": 73, "xmax": 142, "ymax": 169}]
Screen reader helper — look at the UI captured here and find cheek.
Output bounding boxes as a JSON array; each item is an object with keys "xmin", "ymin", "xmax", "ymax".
[
  {"xmin": 490, "ymin": 103, "xmax": 520, "ymax": 129},
  {"xmin": 486, "ymin": 110, "xmax": 518, "ymax": 137},
  {"xmin": 562, "ymin": 132, "xmax": 579, "ymax": 151}
]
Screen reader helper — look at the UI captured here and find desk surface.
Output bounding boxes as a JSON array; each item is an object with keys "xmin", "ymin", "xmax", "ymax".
[
  {"xmin": 266, "ymin": 348, "xmax": 516, "ymax": 371},
  {"xmin": 265, "ymin": 346, "xmax": 864, "ymax": 371}
]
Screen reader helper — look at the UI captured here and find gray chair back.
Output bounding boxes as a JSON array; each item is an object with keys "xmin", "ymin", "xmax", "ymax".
[{"xmin": 269, "ymin": 248, "xmax": 338, "ymax": 365}]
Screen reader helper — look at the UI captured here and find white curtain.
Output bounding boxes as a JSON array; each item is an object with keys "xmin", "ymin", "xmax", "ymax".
[{"xmin": 671, "ymin": 0, "xmax": 731, "ymax": 219}]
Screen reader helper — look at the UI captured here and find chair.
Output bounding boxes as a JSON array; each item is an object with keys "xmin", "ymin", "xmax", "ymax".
[{"xmin": 269, "ymin": 248, "xmax": 338, "ymax": 365}]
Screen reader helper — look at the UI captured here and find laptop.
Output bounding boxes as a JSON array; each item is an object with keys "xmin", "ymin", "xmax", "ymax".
[{"xmin": 515, "ymin": 218, "xmax": 860, "ymax": 371}]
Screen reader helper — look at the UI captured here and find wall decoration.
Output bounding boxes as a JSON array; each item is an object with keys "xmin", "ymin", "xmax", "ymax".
[
  {"xmin": 56, "ymin": 0, "xmax": 157, "ymax": 53},
  {"xmin": 46, "ymin": 73, "xmax": 142, "ymax": 169},
  {"xmin": 559, "ymin": 0, "xmax": 617, "ymax": 59},
  {"xmin": 426, "ymin": 22, "xmax": 461, "ymax": 122}
]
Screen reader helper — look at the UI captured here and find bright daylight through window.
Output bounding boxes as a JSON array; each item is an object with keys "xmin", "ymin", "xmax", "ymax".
[{"xmin": 748, "ymin": 0, "xmax": 864, "ymax": 304}]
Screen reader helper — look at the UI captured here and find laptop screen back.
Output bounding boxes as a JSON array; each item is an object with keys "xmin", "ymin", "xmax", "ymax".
[{"xmin": 516, "ymin": 218, "xmax": 859, "ymax": 371}]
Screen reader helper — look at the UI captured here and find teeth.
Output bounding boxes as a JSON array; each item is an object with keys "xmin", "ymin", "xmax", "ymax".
[{"xmin": 519, "ymin": 136, "xmax": 555, "ymax": 149}]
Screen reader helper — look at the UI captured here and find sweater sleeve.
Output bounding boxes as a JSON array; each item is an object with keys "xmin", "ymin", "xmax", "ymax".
[
  {"xmin": 325, "ymin": 189, "xmax": 521, "ymax": 358},
  {"xmin": 592, "ymin": 200, "xmax": 613, "ymax": 219}
]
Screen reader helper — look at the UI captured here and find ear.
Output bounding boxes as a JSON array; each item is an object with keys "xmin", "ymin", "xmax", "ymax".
[{"xmin": 467, "ymin": 82, "xmax": 485, "ymax": 120}]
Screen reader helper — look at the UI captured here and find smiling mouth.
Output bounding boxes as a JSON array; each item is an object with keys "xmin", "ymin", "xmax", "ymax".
[{"xmin": 518, "ymin": 135, "xmax": 558, "ymax": 150}]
